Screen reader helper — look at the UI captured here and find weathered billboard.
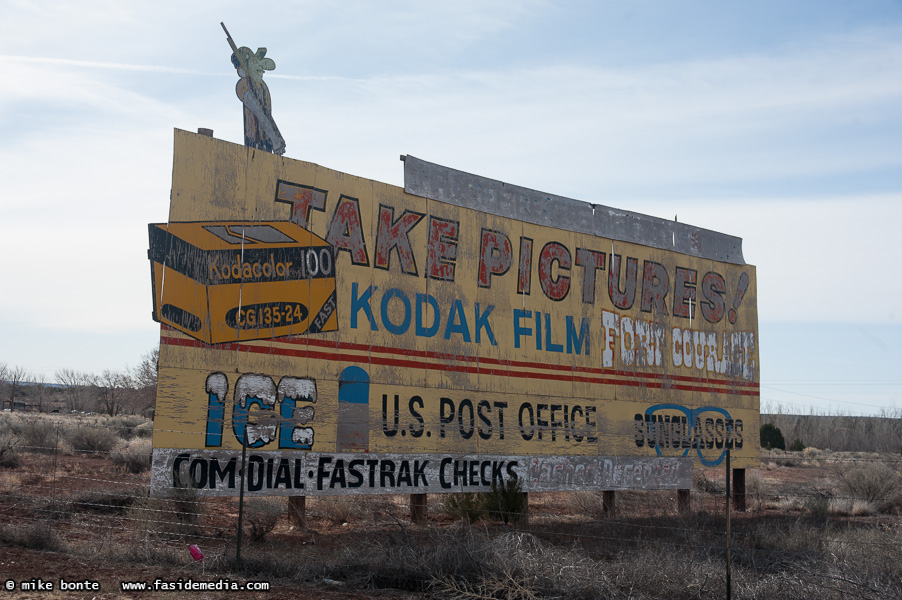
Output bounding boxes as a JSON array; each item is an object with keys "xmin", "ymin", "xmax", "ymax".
[{"xmin": 149, "ymin": 129, "xmax": 758, "ymax": 496}]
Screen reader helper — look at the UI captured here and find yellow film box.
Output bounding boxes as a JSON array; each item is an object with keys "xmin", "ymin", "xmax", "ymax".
[{"xmin": 148, "ymin": 221, "xmax": 337, "ymax": 344}]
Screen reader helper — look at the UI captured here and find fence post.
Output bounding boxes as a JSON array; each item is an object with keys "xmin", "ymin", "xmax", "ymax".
[
  {"xmin": 288, "ymin": 496, "xmax": 307, "ymax": 528},
  {"xmin": 236, "ymin": 442, "xmax": 247, "ymax": 569},
  {"xmin": 678, "ymin": 489, "xmax": 691, "ymax": 514},
  {"xmin": 410, "ymin": 493, "xmax": 427, "ymax": 523},
  {"xmin": 732, "ymin": 468, "xmax": 746, "ymax": 511},
  {"xmin": 603, "ymin": 490, "xmax": 616, "ymax": 516},
  {"xmin": 725, "ymin": 450, "xmax": 732, "ymax": 600}
]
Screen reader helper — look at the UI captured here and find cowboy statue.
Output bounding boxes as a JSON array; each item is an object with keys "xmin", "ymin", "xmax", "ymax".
[{"xmin": 222, "ymin": 23, "xmax": 286, "ymax": 155}]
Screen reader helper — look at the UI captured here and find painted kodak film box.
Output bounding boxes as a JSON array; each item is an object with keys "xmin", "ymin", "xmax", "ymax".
[{"xmin": 148, "ymin": 221, "xmax": 337, "ymax": 344}]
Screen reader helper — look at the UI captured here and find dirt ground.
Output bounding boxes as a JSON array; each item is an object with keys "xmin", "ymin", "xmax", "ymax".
[{"xmin": 1, "ymin": 448, "xmax": 898, "ymax": 599}]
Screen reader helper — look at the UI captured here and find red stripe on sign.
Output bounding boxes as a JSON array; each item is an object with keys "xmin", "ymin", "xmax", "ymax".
[
  {"xmin": 161, "ymin": 332, "xmax": 759, "ymax": 397},
  {"xmin": 252, "ymin": 329, "xmax": 758, "ymax": 389}
]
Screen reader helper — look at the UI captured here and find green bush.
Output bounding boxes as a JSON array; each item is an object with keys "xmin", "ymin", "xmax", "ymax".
[
  {"xmin": 443, "ymin": 493, "xmax": 486, "ymax": 522},
  {"xmin": 789, "ymin": 438, "xmax": 805, "ymax": 452},
  {"xmin": 760, "ymin": 423, "xmax": 786, "ymax": 450},
  {"xmin": 482, "ymin": 478, "xmax": 526, "ymax": 524}
]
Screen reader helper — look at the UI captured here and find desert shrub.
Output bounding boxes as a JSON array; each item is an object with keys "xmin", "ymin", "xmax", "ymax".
[
  {"xmin": 745, "ymin": 471, "xmax": 770, "ymax": 511},
  {"xmin": 109, "ymin": 415, "xmax": 146, "ymax": 440},
  {"xmin": 71, "ymin": 490, "xmax": 135, "ymax": 514},
  {"xmin": 307, "ymin": 495, "xmax": 397, "ymax": 525},
  {"xmin": 760, "ymin": 423, "xmax": 785, "ymax": 450},
  {"xmin": 767, "ymin": 450, "xmax": 798, "ymax": 467},
  {"xmin": 693, "ymin": 470, "xmax": 723, "ymax": 494},
  {"xmin": 16, "ymin": 417, "xmax": 60, "ymax": 453},
  {"xmin": 170, "ymin": 485, "xmax": 203, "ymax": 528},
  {"xmin": 133, "ymin": 420, "xmax": 154, "ymax": 439},
  {"xmin": 105, "ymin": 540, "xmax": 187, "ymax": 567},
  {"xmin": 111, "ymin": 438, "xmax": 152, "ymax": 473},
  {"xmin": 569, "ymin": 491, "xmax": 606, "ymax": 517},
  {"xmin": 0, "ymin": 522, "xmax": 65, "ymax": 551},
  {"xmin": 442, "ymin": 493, "xmax": 486, "ymax": 522},
  {"xmin": 128, "ymin": 486, "xmax": 203, "ymax": 537},
  {"xmin": 570, "ymin": 489, "xmax": 675, "ymax": 517},
  {"xmin": 829, "ymin": 498, "xmax": 877, "ymax": 517},
  {"xmin": 836, "ymin": 461, "xmax": 902, "ymax": 509},
  {"xmin": 242, "ymin": 497, "xmax": 283, "ymax": 541},
  {"xmin": 825, "ymin": 523, "xmax": 902, "ymax": 593},
  {"xmin": 433, "ymin": 531, "xmax": 608, "ymax": 599},
  {"xmin": 481, "ymin": 478, "xmax": 526, "ymax": 524},
  {"xmin": 0, "ymin": 432, "xmax": 22, "ymax": 468},
  {"xmin": 31, "ymin": 496, "xmax": 73, "ymax": 522},
  {"xmin": 312, "ymin": 495, "xmax": 358, "ymax": 524},
  {"xmin": 789, "ymin": 438, "xmax": 805, "ymax": 452},
  {"xmin": 68, "ymin": 424, "xmax": 119, "ymax": 454},
  {"xmin": 805, "ymin": 492, "xmax": 831, "ymax": 517}
]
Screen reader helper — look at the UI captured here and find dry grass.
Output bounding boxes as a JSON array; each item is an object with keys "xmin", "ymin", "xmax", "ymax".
[
  {"xmin": 3, "ymin": 412, "xmax": 902, "ymax": 599},
  {"xmin": 308, "ymin": 494, "xmax": 400, "ymax": 525}
]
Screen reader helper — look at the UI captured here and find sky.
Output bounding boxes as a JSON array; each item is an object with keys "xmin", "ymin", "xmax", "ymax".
[{"xmin": 1, "ymin": 0, "xmax": 901, "ymax": 416}]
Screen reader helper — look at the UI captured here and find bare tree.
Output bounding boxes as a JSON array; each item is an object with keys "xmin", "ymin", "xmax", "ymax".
[
  {"xmin": 0, "ymin": 363, "xmax": 7, "ymax": 405},
  {"xmin": 29, "ymin": 373, "xmax": 50, "ymax": 412},
  {"xmin": 129, "ymin": 348, "xmax": 159, "ymax": 415},
  {"xmin": 132, "ymin": 348, "xmax": 159, "ymax": 389},
  {"xmin": 5, "ymin": 365, "xmax": 29, "ymax": 411},
  {"xmin": 95, "ymin": 369, "xmax": 129, "ymax": 416},
  {"xmin": 55, "ymin": 369, "xmax": 93, "ymax": 413}
]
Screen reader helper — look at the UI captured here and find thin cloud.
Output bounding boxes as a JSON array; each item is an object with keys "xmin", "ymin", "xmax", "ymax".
[
  {"xmin": 0, "ymin": 54, "xmax": 223, "ymax": 76},
  {"xmin": 1, "ymin": 53, "xmax": 377, "ymax": 84}
]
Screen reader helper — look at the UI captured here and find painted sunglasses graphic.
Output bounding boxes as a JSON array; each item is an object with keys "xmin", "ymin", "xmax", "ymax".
[{"xmin": 638, "ymin": 404, "xmax": 744, "ymax": 466}]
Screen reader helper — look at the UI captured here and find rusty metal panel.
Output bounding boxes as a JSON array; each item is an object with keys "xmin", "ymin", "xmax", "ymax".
[
  {"xmin": 403, "ymin": 155, "xmax": 745, "ymax": 265},
  {"xmin": 149, "ymin": 130, "xmax": 759, "ymax": 497}
]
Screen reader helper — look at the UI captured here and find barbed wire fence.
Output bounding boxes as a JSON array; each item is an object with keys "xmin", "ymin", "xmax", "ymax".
[{"xmin": 1, "ymin": 412, "xmax": 901, "ymax": 599}]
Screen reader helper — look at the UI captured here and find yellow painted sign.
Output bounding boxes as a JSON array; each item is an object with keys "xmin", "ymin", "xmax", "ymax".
[{"xmin": 150, "ymin": 130, "xmax": 759, "ymax": 496}]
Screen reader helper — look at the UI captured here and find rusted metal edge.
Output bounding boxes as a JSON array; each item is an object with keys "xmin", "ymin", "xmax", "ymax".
[{"xmin": 402, "ymin": 155, "xmax": 745, "ymax": 265}]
